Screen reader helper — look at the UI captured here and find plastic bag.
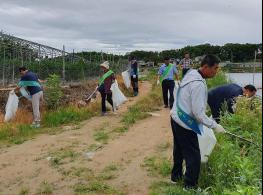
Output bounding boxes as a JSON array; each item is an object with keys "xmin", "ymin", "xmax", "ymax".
[
  {"xmin": 4, "ymin": 90, "xmax": 19, "ymax": 122},
  {"xmin": 121, "ymin": 70, "xmax": 131, "ymax": 89},
  {"xmin": 111, "ymin": 80, "xmax": 127, "ymax": 109},
  {"xmin": 19, "ymin": 87, "xmax": 32, "ymax": 100},
  {"xmin": 198, "ymin": 126, "xmax": 217, "ymax": 163}
]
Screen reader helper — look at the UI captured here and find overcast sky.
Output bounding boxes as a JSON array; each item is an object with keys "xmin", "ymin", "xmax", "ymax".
[{"xmin": 0, "ymin": 0, "xmax": 262, "ymax": 54}]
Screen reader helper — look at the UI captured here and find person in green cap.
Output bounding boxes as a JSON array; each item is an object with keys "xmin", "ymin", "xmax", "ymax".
[
  {"xmin": 157, "ymin": 57, "xmax": 180, "ymax": 109},
  {"xmin": 97, "ymin": 61, "xmax": 115, "ymax": 116}
]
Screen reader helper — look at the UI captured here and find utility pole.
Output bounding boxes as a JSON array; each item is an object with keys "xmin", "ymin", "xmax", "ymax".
[{"xmin": 62, "ymin": 45, "xmax": 65, "ymax": 81}]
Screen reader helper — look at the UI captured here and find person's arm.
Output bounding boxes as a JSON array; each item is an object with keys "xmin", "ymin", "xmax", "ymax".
[
  {"xmin": 190, "ymin": 59, "xmax": 194, "ymax": 69},
  {"xmin": 179, "ymin": 60, "xmax": 183, "ymax": 70},
  {"xmin": 190, "ymin": 82, "xmax": 218, "ymax": 129}
]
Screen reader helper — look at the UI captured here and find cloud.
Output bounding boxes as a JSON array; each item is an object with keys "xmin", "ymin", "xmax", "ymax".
[{"xmin": 0, "ymin": 0, "xmax": 262, "ymax": 54}]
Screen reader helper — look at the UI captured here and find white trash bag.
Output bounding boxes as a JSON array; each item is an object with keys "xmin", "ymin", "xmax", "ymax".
[
  {"xmin": 198, "ymin": 126, "xmax": 217, "ymax": 163},
  {"xmin": 121, "ymin": 70, "xmax": 131, "ymax": 89},
  {"xmin": 4, "ymin": 90, "xmax": 19, "ymax": 122},
  {"xmin": 111, "ymin": 80, "xmax": 127, "ymax": 109},
  {"xmin": 19, "ymin": 87, "xmax": 32, "ymax": 100}
]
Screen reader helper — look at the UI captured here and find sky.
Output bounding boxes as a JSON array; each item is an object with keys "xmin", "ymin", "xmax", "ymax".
[{"xmin": 0, "ymin": 0, "xmax": 262, "ymax": 54}]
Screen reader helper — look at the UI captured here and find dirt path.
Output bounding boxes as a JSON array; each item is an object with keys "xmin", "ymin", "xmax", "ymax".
[{"xmin": 0, "ymin": 81, "xmax": 173, "ymax": 195}]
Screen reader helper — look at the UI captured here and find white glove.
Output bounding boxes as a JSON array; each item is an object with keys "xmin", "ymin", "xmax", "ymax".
[
  {"xmin": 157, "ymin": 80, "xmax": 160, "ymax": 85},
  {"xmin": 177, "ymin": 81, "xmax": 181, "ymax": 87},
  {"xmin": 10, "ymin": 90, "xmax": 15, "ymax": 95},
  {"xmin": 214, "ymin": 124, "xmax": 226, "ymax": 133},
  {"xmin": 133, "ymin": 75, "xmax": 137, "ymax": 79}
]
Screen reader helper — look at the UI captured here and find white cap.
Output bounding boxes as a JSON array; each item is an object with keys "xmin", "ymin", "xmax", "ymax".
[{"xmin": 100, "ymin": 61, "xmax": 110, "ymax": 69}]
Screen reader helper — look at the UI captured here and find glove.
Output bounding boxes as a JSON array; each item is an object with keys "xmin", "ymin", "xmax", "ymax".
[
  {"xmin": 10, "ymin": 90, "xmax": 15, "ymax": 95},
  {"xmin": 214, "ymin": 124, "xmax": 226, "ymax": 133},
  {"xmin": 177, "ymin": 81, "xmax": 181, "ymax": 87},
  {"xmin": 133, "ymin": 75, "xmax": 137, "ymax": 79},
  {"xmin": 157, "ymin": 80, "xmax": 160, "ymax": 85}
]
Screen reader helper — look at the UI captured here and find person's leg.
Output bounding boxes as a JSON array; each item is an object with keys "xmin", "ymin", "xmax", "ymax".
[
  {"xmin": 32, "ymin": 91, "xmax": 42, "ymax": 126},
  {"xmin": 171, "ymin": 118, "xmax": 183, "ymax": 182},
  {"xmin": 131, "ymin": 76, "xmax": 139, "ymax": 96},
  {"xmin": 168, "ymin": 81, "xmax": 175, "ymax": 109},
  {"xmin": 162, "ymin": 80, "xmax": 169, "ymax": 107},
  {"xmin": 177, "ymin": 128, "xmax": 201, "ymax": 188},
  {"xmin": 106, "ymin": 93, "xmax": 114, "ymax": 110},
  {"xmin": 100, "ymin": 91, "xmax": 107, "ymax": 113}
]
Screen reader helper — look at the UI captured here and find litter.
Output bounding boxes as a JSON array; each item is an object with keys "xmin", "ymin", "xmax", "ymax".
[
  {"xmin": 4, "ymin": 90, "xmax": 19, "ymax": 122},
  {"xmin": 122, "ymin": 70, "xmax": 131, "ymax": 89},
  {"xmin": 198, "ymin": 126, "xmax": 217, "ymax": 163},
  {"xmin": 111, "ymin": 80, "xmax": 127, "ymax": 109}
]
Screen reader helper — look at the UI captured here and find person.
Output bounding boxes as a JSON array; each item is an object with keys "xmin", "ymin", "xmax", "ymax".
[
  {"xmin": 157, "ymin": 57, "xmax": 180, "ymax": 109},
  {"xmin": 208, "ymin": 84, "xmax": 257, "ymax": 122},
  {"xmin": 179, "ymin": 52, "xmax": 193, "ymax": 78},
  {"xmin": 170, "ymin": 55, "xmax": 226, "ymax": 190},
  {"xmin": 15, "ymin": 66, "xmax": 44, "ymax": 128},
  {"xmin": 129, "ymin": 56, "xmax": 139, "ymax": 96},
  {"xmin": 97, "ymin": 61, "xmax": 115, "ymax": 116}
]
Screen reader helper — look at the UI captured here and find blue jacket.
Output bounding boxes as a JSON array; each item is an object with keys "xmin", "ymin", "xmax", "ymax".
[{"xmin": 208, "ymin": 83, "xmax": 243, "ymax": 121}]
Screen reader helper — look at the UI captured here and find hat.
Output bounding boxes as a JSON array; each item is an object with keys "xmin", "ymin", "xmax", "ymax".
[{"xmin": 100, "ymin": 61, "xmax": 110, "ymax": 69}]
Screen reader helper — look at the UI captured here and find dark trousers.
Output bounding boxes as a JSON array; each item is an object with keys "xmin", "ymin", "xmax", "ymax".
[
  {"xmin": 182, "ymin": 68, "xmax": 190, "ymax": 78},
  {"xmin": 131, "ymin": 76, "xmax": 139, "ymax": 93},
  {"xmin": 100, "ymin": 92, "xmax": 113, "ymax": 113},
  {"xmin": 162, "ymin": 80, "xmax": 175, "ymax": 109},
  {"xmin": 171, "ymin": 118, "xmax": 201, "ymax": 187}
]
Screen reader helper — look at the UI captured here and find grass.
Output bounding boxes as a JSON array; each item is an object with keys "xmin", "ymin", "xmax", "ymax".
[
  {"xmin": 49, "ymin": 148, "xmax": 80, "ymax": 167},
  {"xmin": 143, "ymin": 156, "xmax": 172, "ymax": 177},
  {"xmin": 73, "ymin": 181, "xmax": 124, "ymax": 195},
  {"xmin": 42, "ymin": 106, "xmax": 94, "ymax": 127},
  {"xmin": 37, "ymin": 181, "xmax": 54, "ymax": 195},
  {"xmin": 94, "ymin": 128, "xmax": 110, "ymax": 144},
  {"xmin": 146, "ymin": 71, "xmax": 262, "ymax": 194}
]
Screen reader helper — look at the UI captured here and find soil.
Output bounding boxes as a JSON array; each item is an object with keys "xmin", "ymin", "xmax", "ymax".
[{"xmin": 0, "ymin": 81, "xmax": 173, "ymax": 195}]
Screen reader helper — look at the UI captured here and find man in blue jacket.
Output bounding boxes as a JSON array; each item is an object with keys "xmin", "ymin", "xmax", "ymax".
[
  {"xmin": 15, "ymin": 66, "xmax": 44, "ymax": 128},
  {"xmin": 208, "ymin": 84, "xmax": 257, "ymax": 122}
]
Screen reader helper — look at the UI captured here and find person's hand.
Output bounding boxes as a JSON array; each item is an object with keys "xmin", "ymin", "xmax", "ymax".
[
  {"xmin": 133, "ymin": 75, "xmax": 137, "ymax": 79},
  {"xmin": 214, "ymin": 124, "xmax": 226, "ymax": 133},
  {"xmin": 157, "ymin": 80, "xmax": 160, "ymax": 85},
  {"xmin": 177, "ymin": 80, "xmax": 181, "ymax": 87},
  {"xmin": 10, "ymin": 90, "xmax": 15, "ymax": 95}
]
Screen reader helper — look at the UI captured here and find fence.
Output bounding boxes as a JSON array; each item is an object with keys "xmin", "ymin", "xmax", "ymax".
[{"xmin": 0, "ymin": 32, "xmax": 128, "ymax": 86}]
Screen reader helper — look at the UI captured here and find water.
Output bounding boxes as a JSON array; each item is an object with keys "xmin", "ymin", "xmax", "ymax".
[{"xmin": 227, "ymin": 73, "xmax": 262, "ymax": 96}]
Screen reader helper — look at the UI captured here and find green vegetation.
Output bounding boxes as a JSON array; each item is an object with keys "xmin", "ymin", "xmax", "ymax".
[
  {"xmin": 145, "ymin": 73, "xmax": 262, "ymax": 195},
  {"xmin": 37, "ymin": 181, "xmax": 54, "ymax": 195},
  {"xmin": 49, "ymin": 148, "xmax": 79, "ymax": 167},
  {"xmin": 43, "ymin": 106, "xmax": 94, "ymax": 127},
  {"xmin": 45, "ymin": 74, "xmax": 63, "ymax": 110},
  {"xmin": 73, "ymin": 181, "xmax": 124, "ymax": 195},
  {"xmin": 94, "ymin": 129, "xmax": 110, "ymax": 144}
]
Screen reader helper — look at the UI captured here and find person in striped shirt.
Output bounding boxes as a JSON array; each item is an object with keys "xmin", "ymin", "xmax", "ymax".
[{"xmin": 179, "ymin": 53, "xmax": 193, "ymax": 78}]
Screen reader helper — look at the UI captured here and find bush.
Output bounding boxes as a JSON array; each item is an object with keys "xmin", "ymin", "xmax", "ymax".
[{"xmin": 45, "ymin": 74, "xmax": 64, "ymax": 110}]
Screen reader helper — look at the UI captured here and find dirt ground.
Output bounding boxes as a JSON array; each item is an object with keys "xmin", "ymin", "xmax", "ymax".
[{"xmin": 0, "ymin": 81, "xmax": 173, "ymax": 195}]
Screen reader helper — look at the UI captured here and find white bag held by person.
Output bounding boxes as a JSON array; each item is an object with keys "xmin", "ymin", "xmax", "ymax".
[
  {"xmin": 198, "ymin": 126, "xmax": 217, "ymax": 163},
  {"xmin": 111, "ymin": 80, "xmax": 127, "ymax": 109},
  {"xmin": 121, "ymin": 70, "xmax": 131, "ymax": 89},
  {"xmin": 4, "ymin": 90, "xmax": 19, "ymax": 122},
  {"xmin": 19, "ymin": 87, "xmax": 32, "ymax": 100}
]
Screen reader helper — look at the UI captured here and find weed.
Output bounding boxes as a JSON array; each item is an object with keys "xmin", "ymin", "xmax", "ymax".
[
  {"xmin": 19, "ymin": 187, "xmax": 29, "ymax": 195},
  {"xmin": 38, "ymin": 181, "xmax": 54, "ymax": 195},
  {"xmin": 143, "ymin": 156, "xmax": 172, "ymax": 177},
  {"xmin": 94, "ymin": 129, "xmax": 109, "ymax": 144},
  {"xmin": 49, "ymin": 148, "xmax": 79, "ymax": 167}
]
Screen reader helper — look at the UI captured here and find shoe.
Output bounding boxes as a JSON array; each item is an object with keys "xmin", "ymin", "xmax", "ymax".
[
  {"xmin": 183, "ymin": 185, "xmax": 201, "ymax": 192},
  {"xmin": 170, "ymin": 180, "xmax": 177, "ymax": 185},
  {"xmin": 164, "ymin": 105, "xmax": 169, "ymax": 108},
  {"xmin": 101, "ymin": 112, "xmax": 107, "ymax": 116},
  {"xmin": 134, "ymin": 92, "xmax": 138, "ymax": 97},
  {"xmin": 31, "ymin": 122, "xmax": 40, "ymax": 128}
]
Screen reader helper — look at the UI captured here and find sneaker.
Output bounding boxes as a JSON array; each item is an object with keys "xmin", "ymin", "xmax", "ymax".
[
  {"xmin": 101, "ymin": 112, "xmax": 107, "ymax": 116},
  {"xmin": 164, "ymin": 105, "xmax": 169, "ymax": 108},
  {"xmin": 134, "ymin": 92, "xmax": 138, "ymax": 97},
  {"xmin": 31, "ymin": 123, "xmax": 40, "ymax": 128},
  {"xmin": 170, "ymin": 180, "xmax": 177, "ymax": 185},
  {"xmin": 183, "ymin": 185, "xmax": 201, "ymax": 192}
]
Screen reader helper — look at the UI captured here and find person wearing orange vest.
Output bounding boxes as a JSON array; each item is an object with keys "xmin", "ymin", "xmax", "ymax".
[{"xmin": 97, "ymin": 61, "xmax": 115, "ymax": 116}]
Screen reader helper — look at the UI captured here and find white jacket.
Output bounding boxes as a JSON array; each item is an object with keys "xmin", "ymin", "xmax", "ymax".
[{"xmin": 171, "ymin": 69, "xmax": 217, "ymax": 130}]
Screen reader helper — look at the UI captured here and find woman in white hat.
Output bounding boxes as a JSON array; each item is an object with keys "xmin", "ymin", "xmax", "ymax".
[{"xmin": 97, "ymin": 61, "xmax": 115, "ymax": 116}]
